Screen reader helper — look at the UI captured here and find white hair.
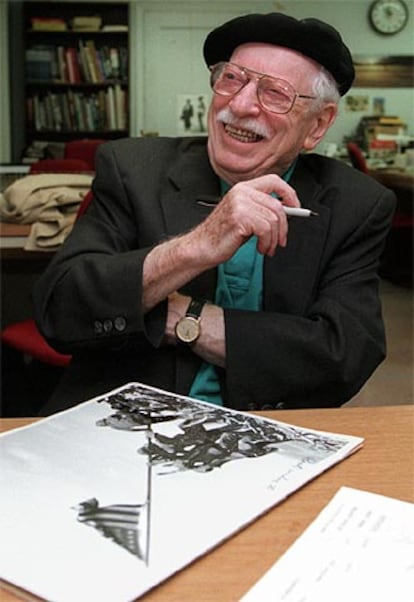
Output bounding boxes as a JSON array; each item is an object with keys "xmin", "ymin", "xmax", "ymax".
[{"xmin": 310, "ymin": 66, "xmax": 341, "ymax": 110}]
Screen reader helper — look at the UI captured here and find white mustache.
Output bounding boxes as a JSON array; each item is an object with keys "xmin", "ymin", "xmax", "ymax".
[{"xmin": 216, "ymin": 108, "xmax": 271, "ymax": 139}]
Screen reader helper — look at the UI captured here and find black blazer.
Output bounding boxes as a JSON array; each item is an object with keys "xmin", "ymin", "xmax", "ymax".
[{"xmin": 34, "ymin": 137, "xmax": 396, "ymax": 414}]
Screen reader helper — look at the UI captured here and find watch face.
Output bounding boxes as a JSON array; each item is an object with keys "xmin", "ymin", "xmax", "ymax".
[
  {"xmin": 175, "ymin": 316, "xmax": 201, "ymax": 344},
  {"xmin": 369, "ymin": 0, "xmax": 409, "ymax": 34}
]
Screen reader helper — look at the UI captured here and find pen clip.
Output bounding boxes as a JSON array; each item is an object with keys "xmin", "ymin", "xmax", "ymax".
[{"xmin": 196, "ymin": 195, "xmax": 221, "ymax": 207}]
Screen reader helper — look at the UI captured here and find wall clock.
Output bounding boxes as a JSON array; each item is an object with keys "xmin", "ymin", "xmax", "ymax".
[{"xmin": 368, "ymin": 0, "xmax": 409, "ymax": 34}]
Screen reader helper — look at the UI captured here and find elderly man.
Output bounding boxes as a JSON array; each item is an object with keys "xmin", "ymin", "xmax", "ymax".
[{"xmin": 34, "ymin": 13, "xmax": 395, "ymax": 415}]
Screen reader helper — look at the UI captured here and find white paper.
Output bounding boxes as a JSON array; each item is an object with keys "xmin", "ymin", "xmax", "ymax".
[
  {"xmin": 241, "ymin": 486, "xmax": 414, "ymax": 602},
  {"xmin": 0, "ymin": 382, "xmax": 363, "ymax": 602}
]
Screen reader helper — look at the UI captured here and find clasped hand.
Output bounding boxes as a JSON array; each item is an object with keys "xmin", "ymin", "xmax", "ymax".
[
  {"xmin": 142, "ymin": 174, "xmax": 301, "ymax": 315},
  {"xmin": 190, "ymin": 174, "xmax": 301, "ymax": 265}
]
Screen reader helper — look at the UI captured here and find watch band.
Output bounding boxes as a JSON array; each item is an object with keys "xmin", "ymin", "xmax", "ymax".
[{"xmin": 185, "ymin": 298, "xmax": 206, "ymax": 320}]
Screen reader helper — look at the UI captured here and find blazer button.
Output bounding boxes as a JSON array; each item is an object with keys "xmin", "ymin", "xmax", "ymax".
[
  {"xmin": 103, "ymin": 319, "xmax": 113, "ymax": 333},
  {"xmin": 94, "ymin": 320, "xmax": 103, "ymax": 334},
  {"xmin": 114, "ymin": 316, "xmax": 127, "ymax": 332}
]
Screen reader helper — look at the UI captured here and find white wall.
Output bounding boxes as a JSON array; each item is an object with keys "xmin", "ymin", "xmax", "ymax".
[
  {"xmin": 133, "ymin": 0, "xmax": 414, "ymax": 150},
  {"xmin": 281, "ymin": 1, "xmax": 414, "ymax": 150}
]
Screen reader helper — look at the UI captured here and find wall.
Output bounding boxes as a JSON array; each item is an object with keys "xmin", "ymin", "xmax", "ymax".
[
  {"xmin": 277, "ymin": 0, "xmax": 414, "ymax": 150},
  {"xmin": 133, "ymin": 0, "xmax": 414, "ymax": 150}
]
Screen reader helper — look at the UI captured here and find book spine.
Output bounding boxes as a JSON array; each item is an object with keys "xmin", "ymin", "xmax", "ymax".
[
  {"xmin": 106, "ymin": 86, "xmax": 116, "ymax": 130},
  {"xmin": 65, "ymin": 47, "xmax": 81, "ymax": 84},
  {"xmin": 57, "ymin": 46, "xmax": 68, "ymax": 82},
  {"xmin": 86, "ymin": 40, "xmax": 104, "ymax": 83},
  {"xmin": 66, "ymin": 89, "xmax": 77, "ymax": 130},
  {"xmin": 109, "ymin": 48, "xmax": 120, "ymax": 79},
  {"xmin": 114, "ymin": 84, "xmax": 126, "ymax": 130},
  {"xmin": 78, "ymin": 41, "xmax": 92, "ymax": 83}
]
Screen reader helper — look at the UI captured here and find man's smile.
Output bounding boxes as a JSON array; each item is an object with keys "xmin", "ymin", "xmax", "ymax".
[{"xmin": 224, "ymin": 123, "xmax": 264, "ymax": 143}]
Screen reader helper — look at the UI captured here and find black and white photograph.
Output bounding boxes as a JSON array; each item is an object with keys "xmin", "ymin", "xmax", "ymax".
[
  {"xmin": 0, "ymin": 382, "xmax": 363, "ymax": 602},
  {"xmin": 177, "ymin": 94, "xmax": 208, "ymax": 135}
]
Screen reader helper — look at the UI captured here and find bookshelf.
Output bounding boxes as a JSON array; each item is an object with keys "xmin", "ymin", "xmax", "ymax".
[{"xmin": 13, "ymin": 1, "xmax": 129, "ymax": 161}]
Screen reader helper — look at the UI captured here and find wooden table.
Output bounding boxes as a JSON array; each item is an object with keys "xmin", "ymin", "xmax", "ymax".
[
  {"xmin": 369, "ymin": 168, "xmax": 414, "ymax": 191},
  {"xmin": 1, "ymin": 405, "xmax": 413, "ymax": 602}
]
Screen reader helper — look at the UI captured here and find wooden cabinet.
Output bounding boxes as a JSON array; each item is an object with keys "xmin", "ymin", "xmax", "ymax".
[{"xmin": 14, "ymin": 1, "xmax": 129, "ymax": 161}]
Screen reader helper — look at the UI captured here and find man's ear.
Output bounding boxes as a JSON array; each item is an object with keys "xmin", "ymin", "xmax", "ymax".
[{"xmin": 303, "ymin": 103, "xmax": 338, "ymax": 151}]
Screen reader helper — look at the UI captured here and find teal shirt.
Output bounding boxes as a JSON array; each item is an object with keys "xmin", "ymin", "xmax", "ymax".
[{"xmin": 189, "ymin": 164, "xmax": 296, "ymax": 405}]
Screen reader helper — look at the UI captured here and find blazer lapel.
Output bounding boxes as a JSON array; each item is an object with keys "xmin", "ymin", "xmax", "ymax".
[
  {"xmin": 161, "ymin": 139, "xmax": 221, "ymax": 238},
  {"xmin": 263, "ymin": 158, "xmax": 331, "ymax": 315}
]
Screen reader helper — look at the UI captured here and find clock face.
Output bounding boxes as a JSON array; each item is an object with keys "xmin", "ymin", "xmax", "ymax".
[{"xmin": 369, "ymin": 0, "xmax": 409, "ymax": 34}]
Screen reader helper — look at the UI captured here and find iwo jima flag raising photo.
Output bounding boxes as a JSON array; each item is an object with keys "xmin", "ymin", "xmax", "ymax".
[{"xmin": 0, "ymin": 382, "xmax": 363, "ymax": 601}]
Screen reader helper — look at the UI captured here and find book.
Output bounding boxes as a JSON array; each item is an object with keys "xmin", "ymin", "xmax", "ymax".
[
  {"xmin": 109, "ymin": 47, "xmax": 120, "ymax": 78},
  {"xmin": 106, "ymin": 85, "xmax": 117, "ymax": 129},
  {"xmin": 0, "ymin": 382, "xmax": 363, "ymax": 602},
  {"xmin": 102, "ymin": 24, "xmax": 128, "ymax": 32},
  {"xmin": 97, "ymin": 45, "xmax": 111, "ymax": 80},
  {"xmin": 114, "ymin": 83, "xmax": 126, "ymax": 130},
  {"xmin": 73, "ymin": 93, "xmax": 87, "ymax": 131},
  {"xmin": 65, "ymin": 47, "xmax": 82, "ymax": 84},
  {"xmin": 25, "ymin": 46, "xmax": 57, "ymax": 81},
  {"xmin": 77, "ymin": 40, "xmax": 93, "ymax": 83},
  {"xmin": 70, "ymin": 15, "xmax": 102, "ymax": 31},
  {"xmin": 32, "ymin": 93, "xmax": 42, "ymax": 130},
  {"xmin": 241, "ymin": 486, "xmax": 414, "ymax": 601},
  {"xmin": 56, "ymin": 46, "xmax": 68, "ymax": 83},
  {"xmin": 85, "ymin": 40, "xmax": 104, "ymax": 83},
  {"xmin": 31, "ymin": 17, "xmax": 67, "ymax": 32}
]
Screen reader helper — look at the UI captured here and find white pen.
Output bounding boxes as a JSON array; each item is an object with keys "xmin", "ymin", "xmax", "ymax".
[
  {"xmin": 196, "ymin": 196, "xmax": 318, "ymax": 217},
  {"xmin": 283, "ymin": 207, "xmax": 318, "ymax": 217}
]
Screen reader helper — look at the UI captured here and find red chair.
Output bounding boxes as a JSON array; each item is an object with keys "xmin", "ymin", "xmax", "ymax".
[
  {"xmin": 29, "ymin": 158, "xmax": 90, "ymax": 173},
  {"xmin": 64, "ymin": 139, "xmax": 105, "ymax": 171},
  {"xmin": 1, "ymin": 319, "xmax": 72, "ymax": 367},
  {"xmin": 346, "ymin": 142, "xmax": 369, "ymax": 173},
  {"xmin": 1, "ymin": 190, "xmax": 94, "ymax": 368}
]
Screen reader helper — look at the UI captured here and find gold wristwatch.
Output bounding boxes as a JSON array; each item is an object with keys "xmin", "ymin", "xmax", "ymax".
[{"xmin": 175, "ymin": 298, "xmax": 206, "ymax": 344}]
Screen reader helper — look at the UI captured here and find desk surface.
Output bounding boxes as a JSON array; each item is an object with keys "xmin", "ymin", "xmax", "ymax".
[
  {"xmin": 369, "ymin": 168, "xmax": 414, "ymax": 191},
  {"xmin": 1, "ymin": 405, "xmax": 413, "ymax": 602}
]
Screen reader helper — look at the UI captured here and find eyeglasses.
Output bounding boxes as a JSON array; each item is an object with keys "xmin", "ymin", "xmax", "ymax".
[{"xmin": 209, "ymin": 62, "xmax": 316, "ymax": 114}]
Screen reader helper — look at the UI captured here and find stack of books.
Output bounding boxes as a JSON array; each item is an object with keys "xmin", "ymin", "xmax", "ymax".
[{"xmin": 31, "ymin": 17, "xmax": 67, "ymax": 31}]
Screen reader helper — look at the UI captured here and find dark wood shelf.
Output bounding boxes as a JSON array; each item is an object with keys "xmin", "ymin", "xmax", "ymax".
[
  {"xmin": 26, "ymin": 129, "xmax": 128, "ymax": 138},
  {"xmin": 25, "ymin": 80, "xmax": 128, "ymax": 88},
  {"xmin": 26, "ymin": 29, "xmax": 128, "ymax": 35}
]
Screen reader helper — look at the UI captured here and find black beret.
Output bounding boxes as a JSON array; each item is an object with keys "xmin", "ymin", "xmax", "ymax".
[{"xmin": 203, "ymin": 13, "xmax": 354, "ymax": 95}]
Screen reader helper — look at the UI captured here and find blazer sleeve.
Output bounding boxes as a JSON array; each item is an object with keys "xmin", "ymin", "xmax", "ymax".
[
  {"xmin": 223, "ymin": 175, "xmax": 396, "ymax": 410},
  {"xmin": 33, "ymin": 140, "xmax": 167, "ymax": 354}
]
